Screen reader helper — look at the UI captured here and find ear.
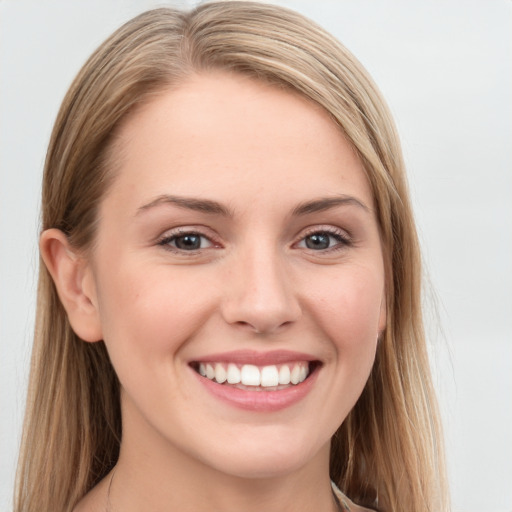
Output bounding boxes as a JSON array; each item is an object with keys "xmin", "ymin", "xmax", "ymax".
[{"xmin": 40, "ymin": 228, "xmax": 103, "ymax": 342}]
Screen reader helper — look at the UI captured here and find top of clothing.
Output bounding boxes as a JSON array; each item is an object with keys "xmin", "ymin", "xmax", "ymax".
[{"xmin": 331, "ymin": 482, "xmax": 377, "ymax": 512}]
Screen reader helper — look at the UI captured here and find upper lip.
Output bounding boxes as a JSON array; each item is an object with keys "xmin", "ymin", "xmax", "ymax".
[{"xmin": 189, "ymin": 349, "xmax": 319, "ymax": 366}]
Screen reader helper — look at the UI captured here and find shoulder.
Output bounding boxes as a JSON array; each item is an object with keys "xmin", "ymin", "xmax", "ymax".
[{"xmin": 331, "ymin": 482, "xmax": 377, "ymax": 512}]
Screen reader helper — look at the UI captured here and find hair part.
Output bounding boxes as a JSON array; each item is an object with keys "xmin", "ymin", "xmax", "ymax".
[{"xmin": 16, "ymin": 3, "xmax": 449, "ymax": 511}]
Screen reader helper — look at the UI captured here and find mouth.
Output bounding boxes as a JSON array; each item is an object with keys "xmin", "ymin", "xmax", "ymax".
[{"xmin": 190, "ymin": 360, "xmax": 321, "ymax": 391}]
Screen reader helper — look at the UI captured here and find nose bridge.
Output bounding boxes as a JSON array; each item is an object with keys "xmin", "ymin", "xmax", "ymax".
[{"xmin": 222, "ymin": 239, "xmax": 301, "ymax": 334}]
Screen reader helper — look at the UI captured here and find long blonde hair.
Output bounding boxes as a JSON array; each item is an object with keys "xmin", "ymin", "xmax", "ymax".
[{"xmin": 15, "ymin": 3, "xmax": 449, "ymax": 511}]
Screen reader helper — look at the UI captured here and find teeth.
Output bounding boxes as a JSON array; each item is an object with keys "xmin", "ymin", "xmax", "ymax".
[
  {"xmin": 198, "ymin": 362, "xmax": 310, "ymax": 388},
  {"xmin": 206, "ymin": 364, "xmax": 215, "ymax": 380},
  {"xmin": 214, "ymin": 363, "xmax": 227, "ymax": 383},
  {"xmin": 278, "ymin": 365, "xmax": 291, "ymax": 385},
  {"xmin": 261, "ymin": 365, "xmax": 279, "ymax": 387},
  {"xmin": 241, "ymin": 365, "xmax": 261, "ymax": 386},
  {"xmin": 227, "ymin": 363, "xmax": 241, "ymax": 384},
  {"xmin": 290, "ymin": 364, "xmax": 301, "ymax": 384}
]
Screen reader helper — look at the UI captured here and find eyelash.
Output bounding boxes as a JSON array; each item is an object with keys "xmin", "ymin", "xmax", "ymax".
[
  {"xmin": 156, "ymin": 226, "xmax": 352, "ymax": 254},
  {"xmin": 296, "ymin": 226, "xmax": 353, "ymax": 253},
  {"xmin": 156, "ymin": 228, "xmax": 219, "ymax": 254}
]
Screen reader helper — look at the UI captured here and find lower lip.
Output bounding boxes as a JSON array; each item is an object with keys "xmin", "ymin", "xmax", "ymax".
[{"xmin": 192, "ymin": 367, "xmax": 319, "ymax": 412}]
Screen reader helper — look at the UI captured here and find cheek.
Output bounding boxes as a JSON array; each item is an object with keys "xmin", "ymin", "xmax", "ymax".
[
  {"xmin": 308, "ymin": 264, "xmax": 384, "ymax": 356},
  {"xmin": 94, "ymin": 264, "xmax": 216, "ymax": 367}
]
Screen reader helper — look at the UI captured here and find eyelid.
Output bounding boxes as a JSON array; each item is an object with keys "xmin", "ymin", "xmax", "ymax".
[
  {"xmin": 293, "ymin": 225, "xmax": 353, "ymax": 251},
  {"xmin": 156, "ymin": 226, "xmax": 222, "ymax": 252}
]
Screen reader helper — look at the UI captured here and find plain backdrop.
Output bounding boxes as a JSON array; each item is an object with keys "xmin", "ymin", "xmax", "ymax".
[{"xmin": 1, "ymin": 1, "xmax": 511, "ymax": 511}]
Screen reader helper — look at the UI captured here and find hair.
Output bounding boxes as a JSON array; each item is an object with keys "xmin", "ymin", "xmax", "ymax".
[{"xmin": 15, "ymin": 2, "xmax": 449, "ymax": 511}]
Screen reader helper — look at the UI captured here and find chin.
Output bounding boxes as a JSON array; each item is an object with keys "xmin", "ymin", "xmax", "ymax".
[
  {"xmin": 197, "ymin": 431, "xmax": 326, "ymax": 480},
  {"xmin": 213, "ymin": 455, "xmax": 309, "ymax": 480}
]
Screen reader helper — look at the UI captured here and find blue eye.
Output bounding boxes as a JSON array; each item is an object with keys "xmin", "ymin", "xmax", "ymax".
[
  {"xmin": 159, "ymin": 232, "xmax": 213, "ymax": 251},
  {"xmin": 299, "ymin": 230, "xmax": 350, "ymax": 251}
]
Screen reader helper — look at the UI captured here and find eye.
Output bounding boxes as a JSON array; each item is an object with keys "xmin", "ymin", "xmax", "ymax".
[
  {"xmin": 158, "ymin": 231, "xmax": 214, "ymax": 252},
  {"xmin": 297, "ymin": 229, "xmax": 351, "ymax": 251}
]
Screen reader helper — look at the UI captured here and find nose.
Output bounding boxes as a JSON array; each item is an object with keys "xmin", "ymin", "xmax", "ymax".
[{"xmin": 221, "ymin": 246, "xmax": 302, "ymax": 335}]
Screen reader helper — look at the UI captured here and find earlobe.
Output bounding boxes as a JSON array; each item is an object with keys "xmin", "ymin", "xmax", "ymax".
[{"xmin": 40, "ymin": 229, "xmax": 103, "ymax": 342}]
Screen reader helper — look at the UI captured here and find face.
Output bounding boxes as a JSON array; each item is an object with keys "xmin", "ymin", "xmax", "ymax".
[{"xmin": 86, "ymin": 72, "xmax": 386, "ymax": 479}]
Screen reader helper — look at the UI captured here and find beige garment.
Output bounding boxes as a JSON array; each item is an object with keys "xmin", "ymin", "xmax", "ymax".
[{"xmin": 331, "ymin": 482, "xmax": 377, "ymax": 512}]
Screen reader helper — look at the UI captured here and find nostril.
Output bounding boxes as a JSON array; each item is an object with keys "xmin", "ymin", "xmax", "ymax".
[
  {"xmin": 232, "ymin": 320, "xmax": 272, "ymax": 334},
  {"xmin": 232, "ymin": 319, "xmax": 296, "ymax": 335}
]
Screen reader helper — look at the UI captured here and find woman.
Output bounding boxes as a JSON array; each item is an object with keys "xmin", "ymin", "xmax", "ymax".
[{"xmin": 15, "ymin": 2, "xmax": 449, "ymax": 511}]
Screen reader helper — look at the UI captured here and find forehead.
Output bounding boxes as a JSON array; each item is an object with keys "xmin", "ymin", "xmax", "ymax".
[{"xmin": 105, "ymin": 72, "xmax": 373, "ymax": 214}]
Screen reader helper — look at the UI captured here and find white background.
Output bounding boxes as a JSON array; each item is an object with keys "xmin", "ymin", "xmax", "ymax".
[{"xmin": 1, "ymin": 1, "xmax": 511, "ymax": 511}]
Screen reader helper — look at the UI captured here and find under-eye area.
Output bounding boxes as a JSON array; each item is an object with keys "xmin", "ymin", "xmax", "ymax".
[{"xmin": 190, "ymin": 361, "xmax": 322, "ymax": 390}]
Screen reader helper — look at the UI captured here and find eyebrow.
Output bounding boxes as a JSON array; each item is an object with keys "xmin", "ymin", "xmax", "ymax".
[
  {"xmin": 137, "ymin": 194, "xmax": 232, "ymax": 217},
  {"xmin": 292, "ymin": 195, "xmax": 371, "ymax": 216},
  {"xmin": 136, "ymin": 193, "xmax": 370, "ymax": 218}
]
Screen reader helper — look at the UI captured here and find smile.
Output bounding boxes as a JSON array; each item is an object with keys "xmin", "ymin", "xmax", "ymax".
[
  {"xmin": 189, "ymin": 350, "xmax": 321, "ymax": 411},
  {"xmin": 195, "ymin": 362, "xmax": 310, "ymax": 389}
]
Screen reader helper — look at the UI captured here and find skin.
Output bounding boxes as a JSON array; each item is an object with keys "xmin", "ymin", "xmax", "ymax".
[{"xmin": 42, "ymin": 72, "xmax": 385, "ymax": 512}]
